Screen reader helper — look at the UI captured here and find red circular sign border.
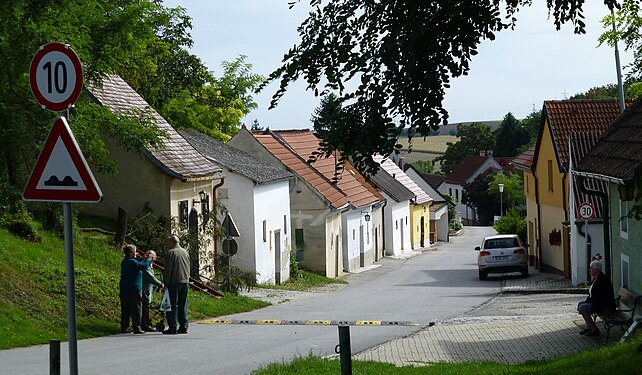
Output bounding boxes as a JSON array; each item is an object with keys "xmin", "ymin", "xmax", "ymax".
[
  {"xmin": 578, "ymin": 202, "xmax": 595, "ymax": 220},
  {"xmin": 29, "ymin": 42, "xmax": 83, "ymax": 112}
]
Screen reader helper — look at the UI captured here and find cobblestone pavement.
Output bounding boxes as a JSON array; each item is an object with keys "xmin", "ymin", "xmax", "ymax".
[
  {"xmin": 500, "ymin": 267, "xmax": 588, "ymax": 294},
  {"xmin": 355, "ymin": 288, "xmax": 612, "ymax": 367}
]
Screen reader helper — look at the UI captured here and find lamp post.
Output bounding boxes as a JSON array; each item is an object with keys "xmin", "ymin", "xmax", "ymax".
[{"xmin": 498, "ymin": 183, "xmax": 505, "ymax": 217}]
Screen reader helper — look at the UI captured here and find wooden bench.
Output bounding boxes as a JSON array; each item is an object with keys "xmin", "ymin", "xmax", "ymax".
[{"xmin": 593, "ymin": 287, "xmax": 640, "ymax": 342}]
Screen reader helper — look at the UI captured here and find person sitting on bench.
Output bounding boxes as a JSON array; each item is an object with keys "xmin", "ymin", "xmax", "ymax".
[{"xmin": 577, "ymin": 260, "xmax": 616, "ymax": 336}]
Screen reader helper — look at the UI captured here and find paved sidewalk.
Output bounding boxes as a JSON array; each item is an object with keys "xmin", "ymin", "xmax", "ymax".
[
  {"xmin": 501, "ymin": 268, "xmax": 587, "ymax": 294},
  {"xmin": 355, "ymin": 316, "xmax": 599, "ymax": 366}
]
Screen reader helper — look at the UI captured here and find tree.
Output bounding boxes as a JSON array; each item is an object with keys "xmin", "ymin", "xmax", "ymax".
[
  {"xmin": 462, "ymin": 171, "xmax": 499, "ymax": 226},
  {"xmin": 0, "ymin": 1, "xmax": 261, "ymax": 230},
  {"xmin": 250, "ymin": 119, "xmax": 264, "ymax": 132},
  {"xmin": 412, "ymin": 160, "xmax": 437, "ymax": 175},
  {"xmin": 489, "ymin": 172, "xmax": 525, "ymax": 211},
  {"xmin": 435, "ymin": 123, "xmax": 495, "ymax": 175},
  {"xmin": 265, "ymin": 0, "xmax": 618, "ymax": 173},
  {"xmin": 493, "ymin": 112, "xmax": 531, "ymax": 157},
  {"xmin": 599, "ymin": 0, "xmax": 642, "ymax": 80}
]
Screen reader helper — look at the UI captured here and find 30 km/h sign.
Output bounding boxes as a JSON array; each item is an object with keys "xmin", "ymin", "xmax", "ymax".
[
  {"xmin": 29, "ymin": 42, "xmax": 83, "ymax": 112},
  {"xmin": 578, "ymin": 202, "xmax": 595, "ymax": 220}
]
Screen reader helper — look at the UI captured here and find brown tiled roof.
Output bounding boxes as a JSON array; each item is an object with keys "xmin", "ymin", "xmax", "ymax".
[
  {"xmin": 420, "ymin": 173, "xmax": 446, "ymax": 190},
  {"xmin": 273, "ymin": 130, "xmax": 382, "ymax": 208},
  {"xmin": 87, "ymin": 75, "xmax": 221, "ymax": 180},
  {"xmin": 575, "ymin": 99, "xmax": 642, "ymax": 182},
  {"xmin": 494, "ymin": 157, "xmax": 515, "ymax": 174},
  {"xmin": 511, "ymin": 146, "xmax": 535, "ymax": 171},
  {"xmin": 538, "ymin": 100, "xmax": 632, "ymax": 172},
  {"xmin": 445, "ymin": 156, "xmax": 500, "ymax": 185},
  {"xmin": 373, "ymin": 155, "xmax": 432, "ymax": 204}
]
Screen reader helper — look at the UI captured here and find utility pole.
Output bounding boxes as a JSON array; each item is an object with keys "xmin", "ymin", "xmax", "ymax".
[{"xmin": 612, "ymin": 7, "xmax": 625, "ymax": 114}]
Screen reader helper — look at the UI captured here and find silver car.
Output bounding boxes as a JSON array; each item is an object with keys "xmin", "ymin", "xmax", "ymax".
[{"xmin": 475, "ymin": 234, "xmax": 528, "ymax": 280}]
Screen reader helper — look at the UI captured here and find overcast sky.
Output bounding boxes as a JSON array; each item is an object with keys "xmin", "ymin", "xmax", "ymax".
[{"xmin": 163, "ymin": 1, "xmax": 633, "ymax": 129}]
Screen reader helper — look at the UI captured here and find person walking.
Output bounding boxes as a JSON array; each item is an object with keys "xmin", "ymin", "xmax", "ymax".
[
  {"xmin": 120, "ymin": 244, "xmax": 152, "ymax": 334},
  {"xmin": 141, "ymin": 250, "xmax": 163, "ymax": 332},
  {"xmin": 163, "ymin": 235, "xmax": 190, "ymax": 334}
]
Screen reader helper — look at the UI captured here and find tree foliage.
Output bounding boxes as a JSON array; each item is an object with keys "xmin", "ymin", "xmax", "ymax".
[
  {"xmin": 493, "ymin": 112, "xmax": 531, "ymax": 157},
  {"xmin": 599, "ymin": 0, "xmax": 642, "ymax": 80},
  {"xmin": 266, "ymin": 0, "xmax": 618, "ymax": 173},
  {"xmin": 435, "ymin": 123, "xmax": 494, "ymax": 175},
  {"xmin": 0, "ymin": 1, "xmax": 261, "ymax": 224},
  {"xmin": 462, "ymin": 171, "xmax": 499, "ymax": 226},
  {"xmin": 411, "ymin": 160, "xmax": 437, "ymax": 175}
]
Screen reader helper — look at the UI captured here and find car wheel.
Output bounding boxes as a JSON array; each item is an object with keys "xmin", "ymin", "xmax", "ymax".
[
  {"xmin": 478, "ymin": 270, "xmax": 487, "ymax": 280},
  {"xmin": 521, "ymin": 267, "xmax": 529, "ymax": 278}
]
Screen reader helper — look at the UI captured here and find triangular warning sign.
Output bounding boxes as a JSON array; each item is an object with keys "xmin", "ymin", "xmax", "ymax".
[{"xmin": 23, "ymin": 117, "xmax": 102, "ymax": 203}]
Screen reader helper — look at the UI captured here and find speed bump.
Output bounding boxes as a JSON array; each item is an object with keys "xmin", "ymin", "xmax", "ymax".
[{"xmin": 199, "ymin": 319, "xmax": 422, "ymax": 327}]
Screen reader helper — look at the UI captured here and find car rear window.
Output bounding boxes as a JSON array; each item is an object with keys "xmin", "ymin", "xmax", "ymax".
[{"xmin": 484, "ymin": 238, "xmax": 519, "ymax": 249}]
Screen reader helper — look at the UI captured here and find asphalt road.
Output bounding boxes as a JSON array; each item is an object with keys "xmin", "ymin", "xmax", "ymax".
[{"xmin": 0, "ymin": 226, "xmax": 498, "ymax": 375}]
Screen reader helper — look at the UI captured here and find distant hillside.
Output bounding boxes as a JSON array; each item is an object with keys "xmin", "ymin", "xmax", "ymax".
[{"xmin": 400, "ymin": 120, "xmax": 502, "ymax": 137}]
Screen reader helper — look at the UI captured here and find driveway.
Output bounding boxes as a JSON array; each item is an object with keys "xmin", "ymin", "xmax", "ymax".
[{"xmin": 0, "ymin": 226, "xmax": 498, "ymax": 374}]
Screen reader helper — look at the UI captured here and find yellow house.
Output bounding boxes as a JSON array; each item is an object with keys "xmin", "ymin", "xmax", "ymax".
[
  {"xmin": 516, "ymin": 100, "xmax": 625, "ymax": 276},
  {"xmin": 374, "ymin": 156, "xmax": 432, "ymax": 249}
]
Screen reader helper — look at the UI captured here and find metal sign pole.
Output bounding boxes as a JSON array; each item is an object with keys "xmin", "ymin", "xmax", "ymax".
[{"xmin": 63, "ymin": 202, "xmax": 78, "ymax": 375}]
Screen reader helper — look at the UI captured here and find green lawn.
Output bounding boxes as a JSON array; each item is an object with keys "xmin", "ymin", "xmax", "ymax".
[
  {"xmin": 253, "ymin": 333, "xmax": 642, "ymax": 374},
  {"xmin": 0, "ymin": 226, "xmax": 267, "ymax": 349},
  {"xmin": 258, "ymin": 270, "xmax": 347, "ymax": 291}
]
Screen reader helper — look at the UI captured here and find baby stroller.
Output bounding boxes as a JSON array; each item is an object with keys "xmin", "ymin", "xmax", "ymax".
[{"xmin": 151, "ymin": 306, "xmax": 167, "ymax": 332}]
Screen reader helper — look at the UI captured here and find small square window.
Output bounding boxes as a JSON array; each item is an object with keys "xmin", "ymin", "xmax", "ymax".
[
  {"xmin": 295, "ymin": 228, "xmax": 304, "ymax": 245},
  {"xmin": 178, "ymin": 200, "xmax": 189, "ymax": 226}
]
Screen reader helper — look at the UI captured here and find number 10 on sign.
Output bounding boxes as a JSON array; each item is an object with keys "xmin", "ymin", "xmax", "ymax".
[{"xmin": 29, "ymin": 42, "xmax": 83, "ymax": 112}]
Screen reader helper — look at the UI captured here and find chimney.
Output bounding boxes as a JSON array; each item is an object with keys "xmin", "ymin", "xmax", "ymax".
[{"xmin": 398, "ymin": 157, "xmax": 405, "ymax": 169}]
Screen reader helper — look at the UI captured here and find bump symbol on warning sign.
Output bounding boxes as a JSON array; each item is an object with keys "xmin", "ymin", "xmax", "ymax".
[{"xmin": 23, "ymin": 116, "xmax": 102, "ymax": 202}]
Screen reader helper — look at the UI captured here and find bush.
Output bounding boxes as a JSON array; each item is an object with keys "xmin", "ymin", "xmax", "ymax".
[
  {"xmin": 289, "ymin": 250, "xmax": 303, "ymax": 280},
  {"xmin": 493, "ymin": 208, "xmax": 526, "ymax": 244}
]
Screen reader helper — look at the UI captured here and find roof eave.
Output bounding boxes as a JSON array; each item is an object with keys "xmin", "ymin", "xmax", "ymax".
[{"xmin": 572, "ymin": 169, "xmax": 627, "ymax": 185}]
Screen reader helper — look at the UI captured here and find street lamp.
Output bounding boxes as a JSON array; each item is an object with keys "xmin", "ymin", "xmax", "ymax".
[{"xmin": 498, "ymin": 183, "xmax": 505, "ymax": 217}]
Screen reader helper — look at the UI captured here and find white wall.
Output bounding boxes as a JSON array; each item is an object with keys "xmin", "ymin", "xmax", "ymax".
[
  {"xmin": 381, "ymin": 191, "xmax": 412, "ymax": 256},
  {"xmin": 341, "ymin": 209, "xmax": 363, "ymax": 272},
  {"xmin": 439, "ymin": 182, "xmax": 474, "ymax": 221},
  {"xmin": 216, "ymin": 169, "xmax": 257, "ymax": 278},
  {"xmin": 253, "ymin": 180, "xmax": 291, "ymax": 284},
  {"xmin": 431, "ymin": 204, "xmax": 449, "ymax": 242}
]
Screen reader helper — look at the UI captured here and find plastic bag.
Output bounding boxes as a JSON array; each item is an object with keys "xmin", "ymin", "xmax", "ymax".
[{"xmin": 160, "ymin": 289, "xmax": 172, "ymax": 312}]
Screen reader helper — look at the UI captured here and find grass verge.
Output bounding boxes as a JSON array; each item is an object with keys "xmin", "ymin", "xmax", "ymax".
[
  {"xmin": 0, "ymin": 226, "xmax": 267, "ymax": 349},
  {"xmin": 253, "ymin": 333, "xmax": 642, "ymax": 374},
  {"xmin": 258, "ymin": 270, "xmax": 347, "ymax": 292}
]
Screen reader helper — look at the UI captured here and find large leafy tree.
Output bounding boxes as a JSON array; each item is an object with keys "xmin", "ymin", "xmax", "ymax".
[
  {"xmin": 599, "ymin": 0, "xmax": 642, "ymax": 81},
  {"xmin": 0, "ymin": 1, "xmax": 260, "ymax": 221},
  {"xmin": 435, "ymin": 123, "xmax": 495, "ymax": 175},
  {"xmin": 265, "ymin": 0, "xmax": 619, "ymax": 173},
  {"xmin": 493, "ymin": 112, "xmax": 531, "ymax": 157}
]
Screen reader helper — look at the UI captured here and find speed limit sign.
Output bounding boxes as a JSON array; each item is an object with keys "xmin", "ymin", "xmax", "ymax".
[
  {"xmin": 578, "ymin": 202, "xmax": 595, "ymax": 220},
  {"xmin": 29, "ymin": 43, "xmax": 83, "ymax": 112}
]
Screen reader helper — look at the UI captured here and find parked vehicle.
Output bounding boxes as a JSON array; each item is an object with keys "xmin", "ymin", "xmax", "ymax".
[{"xmin": 475, "ymin": 234, "xmax": 528, "ymax": 280}]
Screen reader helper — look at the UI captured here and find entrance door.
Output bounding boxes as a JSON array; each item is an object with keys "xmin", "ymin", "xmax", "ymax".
[
  {"xmin": 274, "ymin": 230, "xmax": 281, "ymax": 284},
  {"xmin": 359, "ymin": 225, "xmax": 365, "ymax": 267},
  {"xmin": 374, "ymin": 227, "xmax": 379, "ymax": 261},
  {"xmin": 335, "ymin": 235, "xmax": 340, "ymax": 277},
  {"xmin": 420, "ymin": 216, "xmax": 425, "ymax": 248}
]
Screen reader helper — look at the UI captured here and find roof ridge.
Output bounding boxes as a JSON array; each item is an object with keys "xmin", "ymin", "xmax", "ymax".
[{"xmin": 265, "ymin": 129, "xmax": 348, "ymax": 200}]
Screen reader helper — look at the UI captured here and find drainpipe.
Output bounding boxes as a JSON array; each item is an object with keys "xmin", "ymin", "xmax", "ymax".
[
  {"xmin": 212, "ymin": 177, "xmax": 225, "ymax": 278},
  {"xmin": 533, "ymin": 169, "xmax": 542, "ymax": 270},
  {"xmin": 576, "ymin": 221, "xmax": 592, "ymax": 282},
  {"xmin": 380, "ymin": 200, "xmax": 387, "ymax": 259},
  {"xmin": 577, "ymin": 175, "xmax": 610, "ymax": 277},
  {"xmin": 562, "ymin": 173, "xmax": 570, "ymax": 276}
]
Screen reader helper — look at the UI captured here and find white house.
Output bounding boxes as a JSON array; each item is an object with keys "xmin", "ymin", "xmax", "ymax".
[
  {"xmin": 85, "ymin": 75, "xmax": 223, "ymax": 279},
  {"xmin": 229, "ymin": 127, "xmax": 384, "ymax": 277},
  {"xmin": 181, "ymin": 129, "xmax": 294, "ymax": 284},
  {"xmin": 370, "ymin": 166, "xmax": 414, "ymax": 255},
  {"xmin": 440, "ymin": 156, "xmax": 502, "ymax": 225}
]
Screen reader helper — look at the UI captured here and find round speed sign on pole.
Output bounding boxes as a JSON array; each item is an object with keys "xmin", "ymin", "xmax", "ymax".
[
  {"xmin": 578, "ymin": 202, "xmax": 595, "ymax": 221},
  {"xmin": 29, "ymin": 42, "xmax": 83, "ymax": 112}
]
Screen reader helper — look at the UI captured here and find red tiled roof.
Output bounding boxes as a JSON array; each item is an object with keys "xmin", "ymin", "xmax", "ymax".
[
  {"xmin": 254, "ymin": 130, "xmax": 381, "ymax": 208},
  {"xmin": 540, "ymin": 100, "xmax": 632, "ymax": 172},
  {"xmin": 445, "ymin": 156, "xmax": 500, "ymax": 185},
  {"xmin": 88, "ymin": 75, "xmax": 221, "ymax": 180},
  {"xmin": 576, "ymin": 99, "xmax": 642, "ymax": 182},
  {"xmin": 512, "ymin": 146, "xmax": 535, "ymax": 170},
  {"xmin": 494, "ymin": 157, "xmax": 515, "ymax": 174}
]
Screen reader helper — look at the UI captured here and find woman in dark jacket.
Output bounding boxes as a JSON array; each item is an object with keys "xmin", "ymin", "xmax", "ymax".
[{"xmin": 577, "ymin": 260, "xmax": 616, "ymax": 336}]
